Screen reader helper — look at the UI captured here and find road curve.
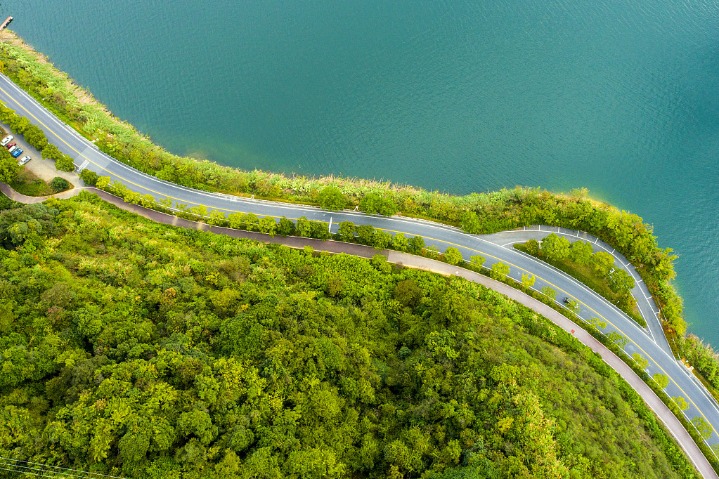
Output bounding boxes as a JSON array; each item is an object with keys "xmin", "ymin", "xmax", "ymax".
[
  {"xmin": 1, "ymin": 73, "xmax": 719, "ymax": 474},
  {"xmin": 482, "ymin": 226, "xmax": 672, "ymax": 355}
]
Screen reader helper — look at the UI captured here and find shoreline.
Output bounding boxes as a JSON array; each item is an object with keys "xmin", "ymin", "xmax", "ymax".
[
  {"xmin": 4, "ymin": 28, "xmax": 719, "ymax": 450},
  {"xmin": 0, "ymin": 29, "xmax": 691, "ymax": 344},
  {"xmin": 1, "ymin": 27, "xmax": 719, "ymax": 476}
]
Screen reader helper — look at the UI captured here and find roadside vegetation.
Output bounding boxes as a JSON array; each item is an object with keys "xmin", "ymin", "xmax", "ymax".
[
  {"xmin": 0, "ymin": 141, "xmax": 19, "ymax": 184},
  {"xmin": 680, "ymin": 336, "xmax": 719, "ymax": 403},
  {"xmin": 514, "ymin": 234, "xmax": 645, "ymax": 326},
  {"xmin": 1, "ymin": 30, "xmax": 719, "ymax": 435},
  {"xmin": 0, "ymin": 34, "xmax": 683, "ymax": 321},
  {"xmin": 0, "ymin": 194, "xmax": 696, "ymax": 478}
]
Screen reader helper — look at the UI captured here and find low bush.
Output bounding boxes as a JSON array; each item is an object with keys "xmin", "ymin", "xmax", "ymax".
[
  {"xmin": 55, "ymin": 155, "xmax": 75, "ymax": 172},
  {"xmin": 50, "ymin": 176, "xmax": 70, "ymax": 192},
  {"xmin": 79, "ymin": 168, "xmax": 98, "ymax": 186}
]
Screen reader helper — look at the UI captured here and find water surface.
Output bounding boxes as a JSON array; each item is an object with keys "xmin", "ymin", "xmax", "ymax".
[{"xmin": 4, "ymin": 0, "xmax": 719, "ymax": 345}]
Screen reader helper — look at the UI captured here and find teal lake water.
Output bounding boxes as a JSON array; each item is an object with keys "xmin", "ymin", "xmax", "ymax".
[{"xmin": 5, "ymin": 1, "xmax": 719, "ymax": 346}]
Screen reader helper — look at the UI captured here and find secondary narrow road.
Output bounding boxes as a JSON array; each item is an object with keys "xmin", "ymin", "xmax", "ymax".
[
  {"xmin": 483, "ymin": 226, "xmax": 672, "ymax": 355},
  {"xmin": 1, "ymin": 73, "xmax": 719, "ymax": 472}
]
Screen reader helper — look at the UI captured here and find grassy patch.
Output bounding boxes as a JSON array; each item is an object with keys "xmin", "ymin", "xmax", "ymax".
[
  {"xmin": 8, "ymin": 168, "xmax": 72, "ymax": 196},
  {"xmin": 515, "ymin": 242, "xmax": 647, "ymax": 327}
]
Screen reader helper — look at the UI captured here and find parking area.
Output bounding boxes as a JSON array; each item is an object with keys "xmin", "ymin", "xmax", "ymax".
[{"xmin": 0, "ymin": 121, "xmax": 80, "ymax": 186}]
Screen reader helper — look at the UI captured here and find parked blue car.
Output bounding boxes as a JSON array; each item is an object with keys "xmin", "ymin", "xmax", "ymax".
[{"xmin": 11, "ymin": 148, "xmax": 22, "ymax": 158}]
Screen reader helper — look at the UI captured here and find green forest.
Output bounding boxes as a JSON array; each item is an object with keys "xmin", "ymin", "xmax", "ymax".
[{"xmin": 0, "ymin": 193, "xmax": 695, "ymax": 478}]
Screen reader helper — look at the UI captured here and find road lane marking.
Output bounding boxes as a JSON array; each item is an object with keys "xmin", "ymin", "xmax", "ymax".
[{"xmin": 481, "ymin": 227, "xmax": 670, "ymax": 350}]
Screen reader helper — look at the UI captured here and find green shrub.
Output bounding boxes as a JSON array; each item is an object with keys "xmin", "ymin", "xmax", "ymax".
[
  {"xmin": 277, "ymin": 217, "xmax": 296, "ymax": 236},
  {"xmin": 296, "ymin": 217, "xmax": 312, "ymax": 237},
  {"xmin": 524, "ymin": 239, "xmax": 540, "ymax": 256},
  {"xmin": 50, "ymin": 176, "xmax": 70, "ymax": 192},
  {"xmin": 55, "ymin": 155, "xmax": 75, "ymax": 172},
  {"xmin": 79, "ymin": 168, "xmax": 99, "ymax": 186},
  {"xmin": 444, "ymin": 247, "xmax": 464, "ymax": 266},
  {"xmin": 22, "ymin": 123, "xmax": 48, "ymax": 151},
  {"xmin": 460, "ymin": 211, "xmax": 482, "ymax": 234},
  {"xmin": 309, "ymin": 220, "xmax": 331, "ymax": 240},
  {"xmin": 373, "ymin": 230, "xmax": 393, "ymax": 249},
  {"xmin": 392, "ymin": 233, "xmax": 409, "ymax": 252},
  {"xmin": 258, "ymin": 216, "xmax": 277, "ymax": 236},
  {"xmin": 570, "ymin": 240, "xmax": 593, "ymax": 265},
  {"xmin": 41, "ymin": 143, "xmax": 63, "ymax": 161},
  {"xmin": 408, "ymin": 235, "xmax": 425, "ymax": 254},
  {"xmin": 470, "ymin": 255, "xmax": 486, "ymax": 271},
  {"xmin": 337, "ymin": 221, "xmax": 357, "ymax": 242},
  {"xmin": 0, "ymin": 150, "xmax": 20, "ymax": 183},
  {"xmin": 521, "ymin": 273, "xmax": 536, "ymax": 289},
  {"xmin": 540, "ymin": 234, "xmax": 571, "ymax": 262},
  {"xmin": 357, "ymin": 224, "xmax": 376, "ymax": 245},
  {"xmin": 541, "ymin": 286, "xmax": 557, "ymax": 300},
  {"xmin": 360, "ymin": 192, "xmax": 398, "ymax": 216},
  {"xmin": 318, "ymin": 185, "xmax": 347, "ymax": 210},
  {"xmin": 8, "ymin": 115, "xmax": 30, "ymax": 134},
  {"xmin": 490, "ymin": 262, "xmax": 510, "ymax": 280}
]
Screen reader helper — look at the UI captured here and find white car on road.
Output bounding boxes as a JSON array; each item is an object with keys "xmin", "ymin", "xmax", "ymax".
[
  {"xmin": 0, "ymin": 135, "xmax": 12, "ymax": 146},
  {"xmin": 18, "ymin": 155, "xmax": 30, "ymax": 166}
]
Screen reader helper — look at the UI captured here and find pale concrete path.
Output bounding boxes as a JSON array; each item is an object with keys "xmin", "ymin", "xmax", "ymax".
[
  {"xmin": 387, "ymin": 251, "xmax": 717, "ymax": 479},
  {"xmin": 0, "ymin": 182, "xmax": 84, "ymax": 203},
  {"xmin": 0, "ymin": 184, "xmax": 715, "ymax": 478}
]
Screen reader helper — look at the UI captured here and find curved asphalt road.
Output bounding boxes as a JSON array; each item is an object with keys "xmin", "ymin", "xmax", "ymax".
[
  {"xmin": 483, "ymin": 226, "xmax": 672, "ymax": 355},
  {"xmin": 1, "ymin": 74, "xmax": 719, "ymax": 473}
]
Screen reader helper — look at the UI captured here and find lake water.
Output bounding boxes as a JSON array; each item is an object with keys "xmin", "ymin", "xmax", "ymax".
[{"xmin": 4, "ymin": 0, "xmax": 719, "ymax": 346}]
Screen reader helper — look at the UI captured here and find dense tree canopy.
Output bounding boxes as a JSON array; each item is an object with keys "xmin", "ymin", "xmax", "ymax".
[{"xmin": 0, "ymin": 193, "xmax": 694, "ymax": 478}]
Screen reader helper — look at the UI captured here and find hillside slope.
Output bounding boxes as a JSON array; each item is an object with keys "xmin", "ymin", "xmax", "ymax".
[{"xmin": 0, "ymin": 193, "xmax": 693, "ymax": 478}]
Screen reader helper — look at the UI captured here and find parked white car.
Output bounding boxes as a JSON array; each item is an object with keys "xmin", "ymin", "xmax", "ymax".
[
  {"xmin": 0, "ymin": 135, "xmax": 12, "ymax": 146},
  {"xmin": 18, "ymin": 155, "xmax": 31, "ymax": 166},
  {"xmin": 8, "ymin": 145, "xmax": 17, "ymax": 153}
]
